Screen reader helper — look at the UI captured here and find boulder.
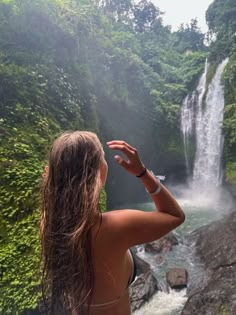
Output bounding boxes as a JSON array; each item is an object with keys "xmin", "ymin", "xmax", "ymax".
[
  {"xmin": 182, "ymin": 265, "xmax": 236, "ymax": 315},
  {"xmin": 144, "ymin": 233, "xmax": 178, "ymax": 254},
  {"xmin": 182, "ymin": 211, "xmax": 236, "ymax": 315},
  {"xmin": 191, "ymin": 211, "xmax": 236, "ymax": 270},
  {"xmin": 134, "ymin": 253, "xmax": 151, "ymax": 275},
  {"xmin": 129, "ymin": 272, "xmax": 159, "ymax": 312},
  {"xmin": 166, "ymin": 268, "xmax": 188, "ymax": 290},
  {"xmin": 131, "ymin": 247, "xmax": 151, "ymax": 275}
]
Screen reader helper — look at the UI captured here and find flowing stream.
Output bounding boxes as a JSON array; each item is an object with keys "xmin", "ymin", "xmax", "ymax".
[{"xmin": 130, "ymin": 195, "xmax": 227, "ymax": 315}]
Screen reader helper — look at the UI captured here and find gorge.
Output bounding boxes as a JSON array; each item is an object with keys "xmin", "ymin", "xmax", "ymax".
[{"xmin": 0, "ymin": 0, "xmax": 236, "ymax": 314}]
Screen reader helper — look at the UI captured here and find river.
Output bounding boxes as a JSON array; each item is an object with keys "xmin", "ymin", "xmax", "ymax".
[{"xmin": 115, "ymin": 184, "xmax": 234, "ymax": 315}]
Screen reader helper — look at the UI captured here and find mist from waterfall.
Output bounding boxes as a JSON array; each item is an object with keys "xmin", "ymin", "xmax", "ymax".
[{"xmin": 180, "ymin": 58, "xmax": 232, "ymax": 209}]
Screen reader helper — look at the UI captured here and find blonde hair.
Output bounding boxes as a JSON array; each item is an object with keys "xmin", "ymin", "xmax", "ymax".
[{"xmin": 40, "ymin": 131, "xmax": 103, "ymax": 314}]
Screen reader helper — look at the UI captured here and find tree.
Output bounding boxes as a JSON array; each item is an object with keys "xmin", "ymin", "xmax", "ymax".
[
  {"xmin": 174, "ymin": 18, "xmax": 205, "ymax": 53},
  {"xmin": 133, "ymin": 0, "xmax": 162, "ymax": 32}
]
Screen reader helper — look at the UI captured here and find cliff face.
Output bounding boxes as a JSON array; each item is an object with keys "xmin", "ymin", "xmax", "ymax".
[{"xmin": 182, "ymin": 211, "xmax": 236, "ymax": 315}]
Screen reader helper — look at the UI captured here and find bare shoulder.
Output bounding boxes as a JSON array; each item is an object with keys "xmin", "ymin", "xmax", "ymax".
[{"xmin": 102, "ymin": 209, "xmax": 183, "ymax": 249}]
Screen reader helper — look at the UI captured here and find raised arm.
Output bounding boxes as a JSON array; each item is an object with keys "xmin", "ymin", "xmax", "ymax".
[{"xmin": 104, "ymin": 141, "xmax": 185, "ymax": 248}]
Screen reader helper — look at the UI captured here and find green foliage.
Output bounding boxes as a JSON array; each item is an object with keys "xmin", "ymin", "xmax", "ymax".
[
  {"xmin": 0, "ymin": 3, "xmax": 84, "ymax": 311},
  {"xmin": 206, "ymin": 63, "xmax": 217, "ymax": 87},
  {"xmin": 206, "ymin": 0, "xmax": 236, "ymax": 62},
  {"xmin": 219, "ymin": 304, "xmax": 229, "ymax": 315},
  {"xmin": 225, "ymin": 162, "xmax": 236, "ymax": 186},
  {"xmin": 0, "ymin": 132, "xmax": 46, "ymax": 312},
  {"xmin": 206, "ymin": 0, "xmax": 236, "ymax": 187},
  {"xmin": 173, "ymin": 19, "xmax": 205, "ymax": 53},
  {"xmin": 178, "ymin": 52, "xmax": 207, "ymax": 90},
  {"xmin": 206, "ymin": 0, "xmax": 236, "ymax": 34},
  {"xmin": 223, "ymin": 56, "xmax": 236, "ymax": 177},
  {"xmin": 223, "ymin": 53, "xmax": 236, "ymax": 105},
  {"xmin": 223, "ymin": 104, "xmax": 236, "ymax": 153},
  {"xmin": 100, "ymin": 188, "xmax": 107, "ymax": 213},
  {"xmin": 133, "ymin": 0, "xmax": 162, "ymax": 33}
]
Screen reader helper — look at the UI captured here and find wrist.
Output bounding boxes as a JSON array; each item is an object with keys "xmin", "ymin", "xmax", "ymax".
[
  {"xmin": 140, "ymin": 169, "xmax": 165, "ymax": 194},
  {"xmin": 136, "ymin": 167, "xmax": 147, "ymax": 178}
]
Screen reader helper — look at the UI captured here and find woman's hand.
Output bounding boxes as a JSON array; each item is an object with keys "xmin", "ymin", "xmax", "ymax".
[{"xmin": 107, "ymin": 140, "xmax": 145, "ymax": 176}]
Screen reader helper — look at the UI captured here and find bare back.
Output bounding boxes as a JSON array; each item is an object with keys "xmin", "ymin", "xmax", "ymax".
[{"xmin": 90, "ymin": 213, "xmax": 133, "ymax": 315}]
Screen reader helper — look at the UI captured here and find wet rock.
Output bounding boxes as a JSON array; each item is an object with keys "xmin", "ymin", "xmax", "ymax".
[
  {"xmin": 182, "ymin": 211, "xmax": 236, "ymax": 315},
  {"xmin": 166, "ymin": 268, "xmax": 188, "ymax": 290},
  {"xmin": 129, "ymin": 272, "xmax": 159, "ymax": 312},
  {"xmin": 144, "ymin": 233, "xmax": 178, "ymax": 254},
  {"xmin": 135, "ymin": 254, "xmax": 151, "ymax": 275},
  {"xmin": 154, "ymin": 254, "xmax": 164, "ymax": 265},
  {"xmin": 131, "ymin": 247, "xmax": 151, "ymax": 275},
  {"xmin": 225, "ymin": 182, "xmax": 236, "ymax": 201},
  {"xmin": 182, "ymin": 265, "xmax": 236, "ymax": 315},
  {"xmin": 191, "ymin": 211, "xmax": 236, "ymax": 270}
]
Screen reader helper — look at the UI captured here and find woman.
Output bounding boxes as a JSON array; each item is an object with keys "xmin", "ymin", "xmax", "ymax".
[{"xmin": 40, "ymin": 130, "xmax": 185, "ymax": 315}]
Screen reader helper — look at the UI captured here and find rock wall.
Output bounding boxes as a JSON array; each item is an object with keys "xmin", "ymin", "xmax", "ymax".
[{"xmin": 182, "ymin": 211, "xmax": 236, "ymax": 315}]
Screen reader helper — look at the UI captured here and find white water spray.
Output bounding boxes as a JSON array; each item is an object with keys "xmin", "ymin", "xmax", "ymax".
[{"xmin": 134, "ymin": 289, "xmax": 187, "ymax": 315}]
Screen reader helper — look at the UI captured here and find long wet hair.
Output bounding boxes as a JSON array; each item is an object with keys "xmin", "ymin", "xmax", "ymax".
[{"xmin": 40, "ymin": 131, "xmax": 104, "ymax": 315}]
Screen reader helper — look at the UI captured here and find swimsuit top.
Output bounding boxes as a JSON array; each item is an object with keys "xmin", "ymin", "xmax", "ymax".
[
  {"xmin": 128, "ymin": 248, "xmax": 137, "ymax": 286},
  {"xmin": 88, "ymin": 249, "xmax": 137, "ymax": 308}
]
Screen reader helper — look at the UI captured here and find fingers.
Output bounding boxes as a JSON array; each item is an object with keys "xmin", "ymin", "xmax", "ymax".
[
  {"xmin": 107, "ymin": 140, "xmax": 135, "ymax": 152},
  {"xmin": 107, "ymin": 141, "xmax": 136, "ymax": 159},
  {"xmin": 114, "ymin": 155, "xmax": 129, "ymax": 169},
  {"xmin": 107, "ymin": 140, "xmax": 144, "ymax": 176}
]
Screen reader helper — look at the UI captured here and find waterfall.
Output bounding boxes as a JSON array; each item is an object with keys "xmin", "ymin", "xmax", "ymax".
[
  {"xmin": 181, "ymin": 59, "xmax": 208, "ymax": 176},
  {"xmin": 181, "ymin": 58, "xmax": 229, "ymax": 189}
]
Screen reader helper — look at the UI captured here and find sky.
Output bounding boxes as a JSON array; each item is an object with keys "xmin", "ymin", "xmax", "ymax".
[{"xmin": 153, "ymin": 0, "xmax": 214, "ymax": 33}]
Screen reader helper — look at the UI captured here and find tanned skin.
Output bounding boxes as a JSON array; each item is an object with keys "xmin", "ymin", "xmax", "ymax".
[{"xmin": 89, "ymin": 141, "xmax": 185, "ymax": 315}]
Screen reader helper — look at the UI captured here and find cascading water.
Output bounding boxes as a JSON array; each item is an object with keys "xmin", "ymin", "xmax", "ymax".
[
  {"xmin": 181, "ymin": 58, "xmax": 229, "ymax": 190},
  {"xmin": 193, "ymin": 58, "xmax": 229, "ymax": 186},
  {"xmin": 181, "ymin": 59, "xmax": 208, "ymax": 177}
]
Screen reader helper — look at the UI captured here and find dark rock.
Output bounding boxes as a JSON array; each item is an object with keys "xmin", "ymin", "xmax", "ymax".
[
  {"xmin": 166, "ymin": 268, "xmax": 188, "ymax": 290},
  {"xmin": 225, "ymin": 182, "xmax": 236, "ymax": 202},
  {"xmin": 182, "ymin": 211, "xmax": 236, "ymax": 315},
  {"xmin": 135, "ymin": 254, "xmax": 151, "ymax": 275},
  {"xmin": 131, "ymin": 247, "xmax": 151, "ymax": 275},
  {"xmin": 182, "ymin": 265, "xmax": 236, "ymax": 315},
  {"xmin": 144, "ymin": 233, "xmax": 178, "ymax": 254},
  {"xmin": 129, "ymin": 272, "xmax": 159, "ymax": 312},
  {"xmin": 191, "ymin": 211, "xmax": 236, "ymax": 270}
]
